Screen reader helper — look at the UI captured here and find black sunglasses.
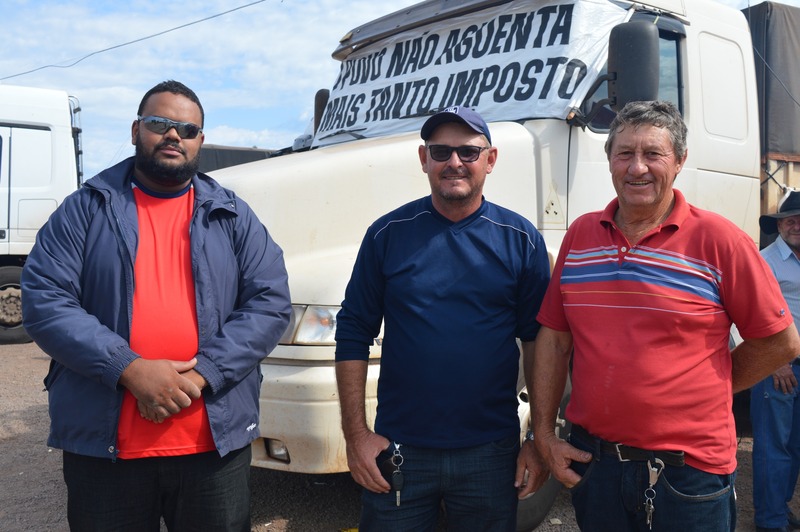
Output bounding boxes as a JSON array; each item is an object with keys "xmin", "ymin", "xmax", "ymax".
[
  {"xmin": 137, "ymin": 115, "xmax": 203, "ymax": 139},
  {"xmin": 427, "ymin": 144, "xmax": 489, "ymax": 163}
]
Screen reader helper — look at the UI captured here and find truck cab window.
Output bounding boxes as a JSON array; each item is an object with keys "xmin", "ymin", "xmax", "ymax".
[{"xmin": 586, "ymin": 22, "xmax": 684, "ymax": 131}]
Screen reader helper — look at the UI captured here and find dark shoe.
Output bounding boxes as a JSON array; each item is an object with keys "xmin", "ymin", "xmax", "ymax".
[
  {"xmin": 756, "ymin": 526, "xmax": 791, "ymax": 532},
  {"xmin": 789, "ymin": 511, "xmax": 800, "ymax": 529}
]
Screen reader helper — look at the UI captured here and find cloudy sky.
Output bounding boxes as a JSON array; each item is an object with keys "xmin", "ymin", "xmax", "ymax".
[{"xmin": 2, "ymin": 0, "xmax": 798, "ymax": 177}]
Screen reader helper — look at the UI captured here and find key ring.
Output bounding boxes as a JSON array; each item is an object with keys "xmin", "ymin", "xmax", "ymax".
[{"xmin": 391, "ymin": 442, "xmax": 403, "ymax": 467}]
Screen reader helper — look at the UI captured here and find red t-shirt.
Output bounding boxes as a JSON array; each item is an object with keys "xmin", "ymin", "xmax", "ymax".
[
  {"xmin": 116, "ymin": 185, "xmax": 215, "ymax": 459},
  {"xmin": 537, "ymin": 190, "xmax": 792, "ymax": 474}
]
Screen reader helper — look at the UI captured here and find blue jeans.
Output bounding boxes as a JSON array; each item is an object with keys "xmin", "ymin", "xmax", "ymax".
[
  {"xmin": 62, "ymin": 446, "xmax": 251, "ymax": 532},
  {"xmin": 751, "ymin": 363, "xmax": 800, "ymax": 528},
  {"xmin": 568, "ymin": 431, "xmax": 736, "ymax": 532},
  {"xmin": 360, "ymin": 435, "xmax": 519, "ymax": 532}
]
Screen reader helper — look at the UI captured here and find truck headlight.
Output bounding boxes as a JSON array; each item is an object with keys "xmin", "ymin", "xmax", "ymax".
[{"xmin": 279, "ymin": 305, "xmax": 339, "ymax": 345}]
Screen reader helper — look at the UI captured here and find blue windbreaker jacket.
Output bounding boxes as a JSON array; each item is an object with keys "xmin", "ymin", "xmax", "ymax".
[{"xmin": 21, "ymin": 157, "xmax": 291, "ymax": 459}]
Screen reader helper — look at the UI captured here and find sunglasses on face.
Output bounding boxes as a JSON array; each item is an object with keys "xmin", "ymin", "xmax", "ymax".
[
  {"xmin": 137, "ymin": 115, "xmax": 203, "ymax": 139},
  {"xmin": 427, "ymin": 144, "xmax": 489, "ymax": 163}
]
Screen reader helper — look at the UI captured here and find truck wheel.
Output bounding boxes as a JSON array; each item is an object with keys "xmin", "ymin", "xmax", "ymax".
[
  {"xmin": 516, "ymin": 475, "xmax": 566, "ymax": 531},
  {"xmin": 515, "ymin": 379, "xmax": 572, "ymax": 532},
  {"xmin": 0, "ymin": 266, "xmax": 32, "ymax": 344}
]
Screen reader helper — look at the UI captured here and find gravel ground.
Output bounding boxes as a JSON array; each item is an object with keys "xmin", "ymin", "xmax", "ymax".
[{"xmin": 1, "ymin": 340, "xmax": 796, "ymax": 531}]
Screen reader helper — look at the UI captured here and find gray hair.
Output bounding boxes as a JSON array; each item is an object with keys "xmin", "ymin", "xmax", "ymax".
[{"xmin": 604, "ymin": 100, "xmax": 687, "ymax": 160}]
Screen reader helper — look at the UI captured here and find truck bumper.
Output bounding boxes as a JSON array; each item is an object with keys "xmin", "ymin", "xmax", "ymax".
[{"xmin": 252, "ymin": 352, "xmax": 379, "ymax": 473}]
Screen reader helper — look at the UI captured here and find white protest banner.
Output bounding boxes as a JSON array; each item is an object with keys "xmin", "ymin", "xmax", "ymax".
[{"xmin": 314, "ymin": 0, "xmax": 630, "ymax": 147}]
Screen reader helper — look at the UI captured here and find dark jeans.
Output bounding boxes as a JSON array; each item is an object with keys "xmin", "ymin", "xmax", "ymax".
[
  {"xmin": 359, "ymin": 435, "xmax": 519, "ymax": 532},
  {"xmin": 62, "ymin": 446, "xmax": 251, "ymax": 532},
  {"xmin": 568, "ymin": 430, "xmax": 736, "ymax": 532}
]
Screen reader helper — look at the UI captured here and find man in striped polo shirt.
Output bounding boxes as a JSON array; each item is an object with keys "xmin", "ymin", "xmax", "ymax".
[{"xmin": 530, "ymin": 100, "xmax": 800, "ymax": 532}]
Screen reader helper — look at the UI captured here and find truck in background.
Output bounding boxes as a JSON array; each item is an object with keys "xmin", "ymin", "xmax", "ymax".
[
  {"xmin": 747, "ymin": 2, "xmax": 800, "ymax": 243},
  {"xmin": 197, "ymin": 143, "xmax": 273, "ymax": 174},
  {"xmin": 209, "ymin": 1, "xmax": 800, "ymax": 529},
  {"xmin": 0, "ymin": 85, "xmax": 83, "ymax": 344}
]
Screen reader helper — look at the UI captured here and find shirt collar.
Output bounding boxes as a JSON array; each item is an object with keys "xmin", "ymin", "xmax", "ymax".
[
  {"xmin": 600, "ymin": 189, "xmax": 688, "ymax": 230},
  {"xmin": 775, "ymin": 235, "xmax": 800, "ymax": 263}
]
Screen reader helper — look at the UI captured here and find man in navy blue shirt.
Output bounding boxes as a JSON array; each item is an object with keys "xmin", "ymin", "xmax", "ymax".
[{"xmin": 335, "ymin": 106, "xmax": 551, "ymax": 531}]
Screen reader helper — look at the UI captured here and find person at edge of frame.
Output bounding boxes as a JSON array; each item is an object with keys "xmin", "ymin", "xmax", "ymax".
[{"xmin": 751, "ymin": 190, "xmax": 800, "ymax": 532}]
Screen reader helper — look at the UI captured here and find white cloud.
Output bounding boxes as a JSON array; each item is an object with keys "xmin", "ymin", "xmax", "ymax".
[
  {"xmin": 0, "ymin": 0, "xmax": 419, "ymax": 176},
  {"xmin": 205, "ymin": 124, "xmax": 303, "ymax": 150}
]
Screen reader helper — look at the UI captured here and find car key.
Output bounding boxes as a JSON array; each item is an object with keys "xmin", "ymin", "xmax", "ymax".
[
  {"xmin": 390, "ymin": 442, "xmax": 403, "ymax": 507},
  {"xmin": 645, "ymin": 458, "xmax": 664, "ymax": 530},
  {"xmin": 391, "ymin": 468, "xmax": 404, "ymax": 506}
]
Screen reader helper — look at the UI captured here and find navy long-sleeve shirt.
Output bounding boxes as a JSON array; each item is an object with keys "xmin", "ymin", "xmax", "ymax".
[{"xmin": 336, "ymin": 196, "xmax": 550, "ymax": 448}]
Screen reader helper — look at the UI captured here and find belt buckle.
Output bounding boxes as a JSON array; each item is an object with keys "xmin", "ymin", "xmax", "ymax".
[{"xmin": 615, "ymin": 443, "xmax": 630, "ymax": 462}]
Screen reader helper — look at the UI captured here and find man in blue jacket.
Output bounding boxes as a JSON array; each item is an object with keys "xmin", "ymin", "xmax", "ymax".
[
  {"xmin": 335, "ymin": 106, "xmax": 551, "ymax": 531},
  {"xmin": 21, "ymin": 80, "xmax": 291, "ymax": 532}
]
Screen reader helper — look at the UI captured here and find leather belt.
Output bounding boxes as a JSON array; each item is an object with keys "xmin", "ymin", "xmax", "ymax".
[{"xmin": 571, "ymin": 424, "xmax": 685, "ymax": 467}]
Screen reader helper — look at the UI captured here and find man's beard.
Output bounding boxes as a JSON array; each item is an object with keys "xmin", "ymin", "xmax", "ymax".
[
  {"xmin": 434, "ymin": 169, "xmax": 479, "ymax": 204},
  {"xmin": 134, "ymin": 137, "xmax": 200, "ymax": 187}
]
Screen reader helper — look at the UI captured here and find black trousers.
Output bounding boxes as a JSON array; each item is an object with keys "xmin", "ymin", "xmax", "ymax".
[{"xmin": 62, "ymin": 445, "xmax": 251, "ymax": 532}]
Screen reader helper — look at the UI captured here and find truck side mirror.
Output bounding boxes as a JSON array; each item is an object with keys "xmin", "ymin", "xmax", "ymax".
[
  {"xmin": 568, "ymin": 19, "xmax": 661, "ymax": 128},
  {"xmin": 608, "ymin": 20, "xmax": 660, "ymax": 111},
  {"xmin": 314, "ymin": 89, "xmax": 330, "ymax": 134}
]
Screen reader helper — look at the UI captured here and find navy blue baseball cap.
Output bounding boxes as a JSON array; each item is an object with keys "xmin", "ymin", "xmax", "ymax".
[{"xmin": 420, "ymin": 106, "xmax": 492, "ymax": 145}]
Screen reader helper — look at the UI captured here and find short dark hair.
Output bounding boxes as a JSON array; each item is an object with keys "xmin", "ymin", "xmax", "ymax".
[
  {"xmin": 604, "ymin": 100, "xmax": 687, "ymax": 160},
  {"xmin": 137, "ymin": 80, "xmax": 204, "ymax": 127}
]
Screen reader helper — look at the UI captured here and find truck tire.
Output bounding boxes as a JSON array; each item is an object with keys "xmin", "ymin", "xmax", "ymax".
[
  {"xmin": 515, "ymin": 379, "xmax": 572, "ymax": 532},
  {"xmin": 0, "ymin": 266, "xmax": 32, "ymax": 344},
  {"xmin": 516, "ymin": 474, "xmax": 566, "ymax": 531}
]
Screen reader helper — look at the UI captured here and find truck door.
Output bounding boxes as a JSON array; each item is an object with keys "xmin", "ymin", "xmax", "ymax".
[
  {"xmin": 5, "ymin": 126, "xmax": 57, "ymax": 248},
  {"xmin": 0, "ymin": 127, "xmax": 8, "ymax": 254},
  {"xmin": 0, "ymin": 124, "xmax": 55, "ymax": 344}
]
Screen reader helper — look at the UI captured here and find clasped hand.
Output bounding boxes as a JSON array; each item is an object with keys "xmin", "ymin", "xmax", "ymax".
[{"xmin": 119, "ymin": 358, "xmax": 205, "ymax": 423}]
